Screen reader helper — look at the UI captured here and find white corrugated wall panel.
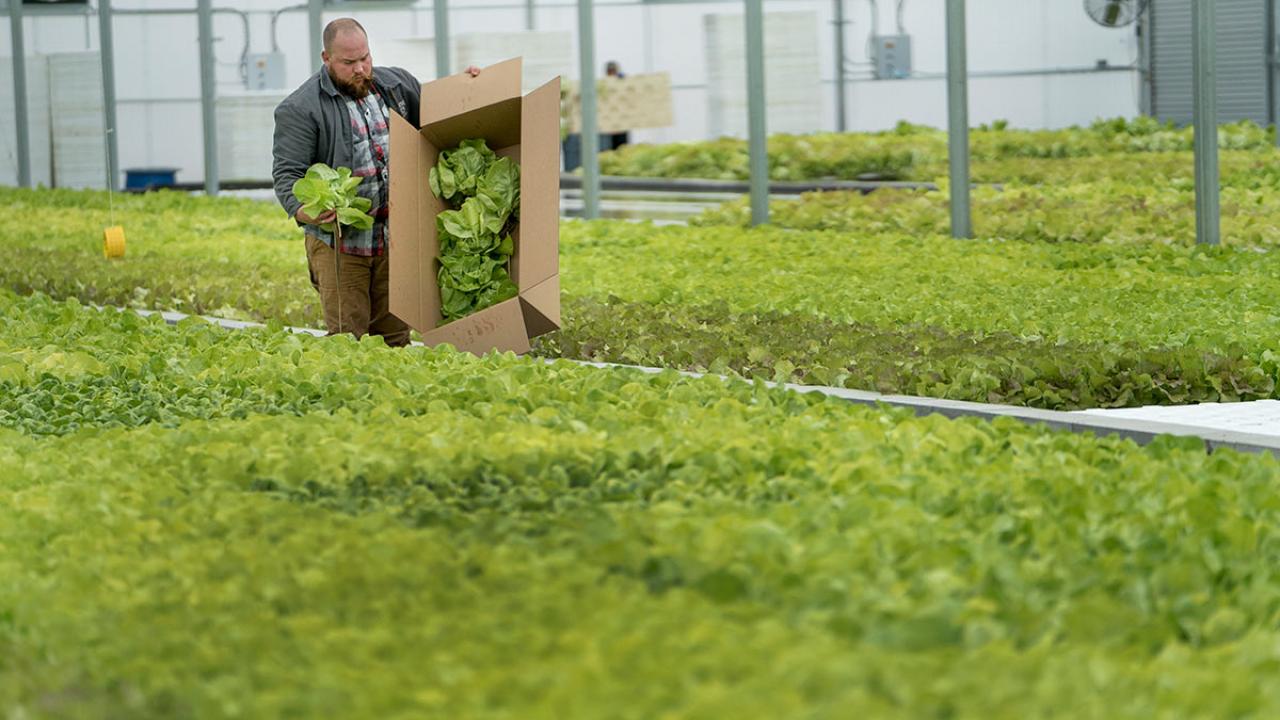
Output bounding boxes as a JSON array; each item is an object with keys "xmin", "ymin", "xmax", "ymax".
[
  {"xmin": 217, "ymin": 92, "xmax": 285, "ymax": 183},
  {"xmin": 48, "ymin": 52, "xmax": 106, "ymax": 189},
  {"xmin": 454, "ymin": 31, "xmax": 572, "ymax": 94},
  {"xmin": 704, "ymin": 11, "xmax": 822, "ymax": 138},
  {"xmin": 0, "ymin": 54, "xmax": 53, "ymax": 188}
]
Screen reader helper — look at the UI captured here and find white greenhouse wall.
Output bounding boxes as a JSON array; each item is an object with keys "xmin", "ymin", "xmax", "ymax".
[{"xmin": 0, "ymin": 0, "xmax": 1141, "ymax": 187}]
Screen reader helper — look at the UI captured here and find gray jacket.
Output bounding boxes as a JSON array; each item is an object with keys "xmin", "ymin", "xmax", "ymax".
[{"xmin": 272, "ymin": 65, "xmax": 421, "ymax": 221}]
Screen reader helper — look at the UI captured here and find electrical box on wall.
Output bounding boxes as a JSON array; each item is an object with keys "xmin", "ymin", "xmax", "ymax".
[
  {"xmin": 872, "ymin": 35, "xmax": 912, "ymax": 79},
  {"xmin": 246, "ymin": 53, "xmax": 286, "ymax": 91}
]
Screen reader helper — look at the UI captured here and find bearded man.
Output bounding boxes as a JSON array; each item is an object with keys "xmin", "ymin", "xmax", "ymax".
[{"xmin": 272, "ymin": 17, "xmax": 478, "ymax": 345}]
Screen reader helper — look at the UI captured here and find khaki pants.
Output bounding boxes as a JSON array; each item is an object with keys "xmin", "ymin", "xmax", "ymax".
[{"xmin": 305, "ymin": 234, "xmax": 411, "ymax": 347}]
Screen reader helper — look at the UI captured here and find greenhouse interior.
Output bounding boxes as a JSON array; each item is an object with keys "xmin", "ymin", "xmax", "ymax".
[{"xmin": 6, "ymin": 0, "xmax": 1280, "ymax": 716}]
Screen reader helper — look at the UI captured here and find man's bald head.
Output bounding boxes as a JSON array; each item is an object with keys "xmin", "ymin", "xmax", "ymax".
[
  {"xmin": 323, "ymin": 18, "xmax": 367, "ymax": 54},
  {"xmin": 321, "ymin": 18, "xmax": 373, "ymax": 98}
]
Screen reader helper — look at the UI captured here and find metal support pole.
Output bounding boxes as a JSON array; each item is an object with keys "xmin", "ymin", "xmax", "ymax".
[
  {"xmin": 1192, "ymin": 0, "xmax": 1219, "ymax": 245},
  {"xmin": 577, "ymin": 0, "xmax": 600, "ymax": 219},
  {"xmin": 9, "ymin": 0, "xmax": 31, "ymax": 188},
  {"xmin": 1269, "ymin": 0, "xmax": 1279, "ymax": 145},
  {"xmin": 197, "ymin": 0, "xmax": 219, "ymax": 195},
  {"xmin": 745, "ymin": 0, "xmax": 769, "ymax": 226},
  {"xmin": 945, "ymin": 0, "xmax": 971, "ymax": 239},
  {"xmin": 99, "ymin": 0, "xmax": 120, "ymax": 192},
  {"xmin": 309, "ymin": 0, "xmax": 324, "ymax": 72},
  {"xmin": 834, "ymin": 0, "xmax": 847, "ymax": 132},
  {"xmin": 526, "ymin": 0, "xmax": 536, "ymax": 31},
  {"xmin": 434, "ymin": 0, "xmax": 450, "ymax": 78},
  {"xmin": 1138, "ymin": 9, "xmax": 1153, "ymax": 117}
]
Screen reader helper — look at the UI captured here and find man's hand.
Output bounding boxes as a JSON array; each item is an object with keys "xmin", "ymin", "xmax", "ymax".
[
  {"xmin": 464, "ymin": 65, "xmax": 481, "ymax": 77},
  {"xmin": 296, "ymin": 208, "xmax": 336, "ymax": 225}
]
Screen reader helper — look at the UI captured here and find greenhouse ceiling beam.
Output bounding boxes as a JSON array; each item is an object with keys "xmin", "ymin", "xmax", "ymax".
[
  {"xmin": 745, "ymin": 0, "xmax": 768, "ymax": 225},
  {"xmin": 8, "ymin": 0, "xmax": 30, "ymax": 188},
  {"xmin": 197, "ymin": 0, "xmax": 219, "ymax": 195},
  {"xmin": 577, "ymin": 0, "xmax": 600, "ymax": 219},
  {"xmin": 1, "ymin": 0, "xmax": 86, "ymax": 16},
  {"xmin": 99, "ymin": 0, "xmax": 120, "ymax": 192},
  {"xmin": 526, "ymin": 0, "xmax": 535, "ymax": 30},
  {"xmin": 1192, "ymin": 0, "xmax": 1219, "ymax": 246},
  {"xmin": 434, "ymin": 0, "xmax": 450, "ymax": 77},
  {"xmin": 945, "ymin": 0, "xmax": 970, "ymax": 238}
]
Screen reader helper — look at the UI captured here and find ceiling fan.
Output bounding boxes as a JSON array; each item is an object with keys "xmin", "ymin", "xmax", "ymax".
[{"xmin": 1084, "ymin": 0, "xmax": 1150, "ymax": 28}]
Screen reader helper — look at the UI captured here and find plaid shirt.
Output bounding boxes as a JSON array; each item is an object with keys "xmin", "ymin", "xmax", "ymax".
[{"xmin": 306, "ymin": 91, "xmax": 391, "ymax": 256}]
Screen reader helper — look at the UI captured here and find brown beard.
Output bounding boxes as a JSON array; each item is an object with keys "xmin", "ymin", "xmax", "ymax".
[{"xmin": 331, "ymin": 70, "xmax": 372, "ymax": 99}]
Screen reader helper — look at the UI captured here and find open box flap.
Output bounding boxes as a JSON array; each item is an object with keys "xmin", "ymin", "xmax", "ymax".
[
  {"xmin": 388, "ymin": 111, "xmax": 439, "ymax": 332},
  {"xmin": 516, "ymin": 75, "xmax": 561, "ymax": 291},
  {"xmin": 519, "ymin": 274, "xmax": 560, "ymax": 338},
  {"xmin": 420, "ymin": 57, "xmax": 523, "ymax": 127}
]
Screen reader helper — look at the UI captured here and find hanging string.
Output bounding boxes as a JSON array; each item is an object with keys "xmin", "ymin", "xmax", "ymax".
[{"xmin": 103, "ymin": 126, "xmax": 116, "ymax": 227}]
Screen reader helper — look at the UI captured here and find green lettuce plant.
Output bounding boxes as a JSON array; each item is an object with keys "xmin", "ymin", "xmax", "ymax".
[
  {"xmin": 430, "ymin": 139, "xmax": 521, "ymax": 324},
  {"xmin": 291, "ymin": 163, "xmax": 374, "ymax": 233},
  {"xmin": 430, "ymin": 139, "xmax": 498, "ymax": 207}
]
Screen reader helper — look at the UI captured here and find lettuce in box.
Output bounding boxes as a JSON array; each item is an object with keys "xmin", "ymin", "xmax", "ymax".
[
  {"xmin": 476, "ymin": 157, "xmax": 521, "ymax": 221},
  {"xmin": 430, "ymin": 139, "xmax": 522, "ymax": 324},
  {"xmin": 430, "ymin": 139, "xmax": 498, "ymax": 207}
]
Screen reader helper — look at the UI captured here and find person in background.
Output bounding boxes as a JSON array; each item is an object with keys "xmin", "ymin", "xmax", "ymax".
[
  {"xmin": 603, "ymin": 60, "xmax": 630, "ymax": 151},
  {"xmin": 271, "ymin": 17, "xmax": 479, "ymax": 346}
]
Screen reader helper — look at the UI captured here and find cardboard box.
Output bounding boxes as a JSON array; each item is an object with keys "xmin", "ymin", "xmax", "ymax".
[{"xmin": 389, "ymin": 58, "xmax": 561, "ymax": 355}]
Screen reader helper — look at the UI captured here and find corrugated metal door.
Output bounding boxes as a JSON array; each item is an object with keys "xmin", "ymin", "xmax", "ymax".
[{"xmin": 1151, "ymin": 0, "xmax": 1269, "ymax": 125}]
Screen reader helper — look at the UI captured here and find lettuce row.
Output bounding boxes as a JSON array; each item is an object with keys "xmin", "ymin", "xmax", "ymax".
[
  {"xmin": 430, "ymin": 139, "xmax": 522, "ymax": 323},
  {"xmin": 6, "ymin": 186, "xmax": 1280, "ymax": 410},
  {"xmin": 692, "ymin": 181, "xmax": 1280, "ymax": 246},
  {"xmin": 597, "ymin": 118, "xmax": 1277, "ymax": 182},
  {"xmin": 6, "ymin": 290, "xmax": 1280, "ymax": 716}
]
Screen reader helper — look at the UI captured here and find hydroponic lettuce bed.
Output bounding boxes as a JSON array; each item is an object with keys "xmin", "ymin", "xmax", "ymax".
[
  {"xmin": 3, "ymin": 187, "xmax": 1279, "ymax": 411},
  {"xmin": 595, "ymin": 117, "xmax": 1280, "ymax": 182},
  {"xmin": 5, "ymin": 290, "xmax": 1280, "ymax": 718}
]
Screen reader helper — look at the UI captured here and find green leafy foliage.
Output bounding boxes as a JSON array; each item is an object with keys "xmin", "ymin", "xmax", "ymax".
[
  {"xmin": 478, "ymin": 155, "xmax": 521, "ymax": 220},
  {"xmin": 6, "ymin": 290, "xmax": 1280, "ymax": 717},
  {"xmin": 431, "ymin": 140, "xmax": 520, "ymax": 323},
  {"xmin": 532, "ymin": 296, "xmax": 1275, "ymax": 410},
  {"xmin": 291, "ymin": 163, "xmax": 374, "ymax": 232},
  {"xmin": 5, "ymin": 186, "xmax": 1280, "ymax": 410},
  {"xmin": 693, "ymin": 181, "xmax": 1280, "ymax": 246},
  {"xmin": 429, "ymin": 138, "xmax": 498, "ymax": 206},
  {"xmin": 553, "ymin": 220, "xmax": 1280, "ymax": 405},
  {"xmin": 597, "ymin": 118, "xmax": 1279, "ymax": 182}
]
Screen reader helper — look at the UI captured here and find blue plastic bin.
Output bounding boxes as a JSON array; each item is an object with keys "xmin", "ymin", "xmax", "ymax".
[{"xmin": 124, "ymin": 167, "xmax": 179, "ymax": 191}]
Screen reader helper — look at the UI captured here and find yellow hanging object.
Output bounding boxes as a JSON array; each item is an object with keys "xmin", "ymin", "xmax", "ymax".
[{"xmin": 103, "ymin": 226, "xmax": 126, "ymax": 258}]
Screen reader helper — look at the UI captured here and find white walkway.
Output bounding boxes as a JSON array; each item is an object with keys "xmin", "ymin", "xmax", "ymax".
[{"xmin": 1078, "ymin": 401, "xmax": 1280, "ymax": 440}]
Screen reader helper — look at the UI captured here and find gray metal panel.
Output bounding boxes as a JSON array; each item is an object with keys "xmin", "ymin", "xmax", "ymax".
[
  {"xmin": 1217, "ymin": 0, "xmax": 1268, "ymax": 122},
  {"xmin": 1152, "ymin": 0, "xmax": 1268, "ymax": 125}
]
